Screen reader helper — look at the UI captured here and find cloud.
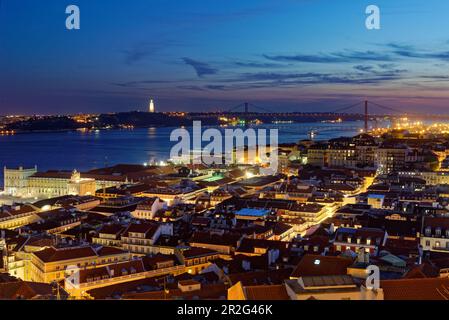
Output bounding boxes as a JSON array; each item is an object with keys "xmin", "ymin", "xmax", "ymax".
[
  {"xmin": 385, "ymin": 43, "xmax": 416, "ymax": 51},
  {"xmin": 123, "ymin": 44, "xmax": 156, "ymax": 65},
  {"xmin": 354, "ymin": 65, "xmax": 374, "ymax": 72},
  {"xmin": 234, "ymin": 61, "xmax": 287, "ymax": 68},
  {"xmin": 353, "ymin": 64, "xmax": 407, "ymax": 76},
  {"xmin": 419, "ymin": 75, "xmax": 449, "ymax": 83},
  {"xmin": 177, "ymin": 85, "xmax": 206, "ymax": 91},
  {"xmin": 263, "ymin": 42, "xmax": 449, "ymax": 66},
  {"xmin": 205, "ymin": 85, "xmax": 227, "ymax": 90},
  {"xmin": 385, "ymin": 42, "xmax": 449, "ymax": 61},
  {"xmin": 182, "ymin": 58, "xmax": 218, "ymax": 77},
  {"xmin": 235, "ymin": 69, "xmax": 406, "ymax": 85},
  {"xmin": 112, "ymin": 80, "xmax": 174, "ymax": 88},
  {"xmin": 237, "ymin": 72, "xmax": 323, "ymax": 82},
  {"xmin": 377, "ymin": 63, "xmax": 398, "ymax": 70},
  {"xmin": 176, "ymin": 69, "xmax": 407, "ymax": 92},
  {"xmin": 123, "ymin": 40, "xmax": 182, "ymax": 65},
  {"xmin": 263, "ymin": 53, "xmax": 343, "ymax": 63},
  {"xmin": 263, "ymin": 50, "xmax": 393, "ymax": 64}
]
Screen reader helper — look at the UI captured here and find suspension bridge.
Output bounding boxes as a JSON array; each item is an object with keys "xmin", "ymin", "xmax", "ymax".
[{"xmin": 221, "ymin": 100, "xmax": 432, "ymax": 138}]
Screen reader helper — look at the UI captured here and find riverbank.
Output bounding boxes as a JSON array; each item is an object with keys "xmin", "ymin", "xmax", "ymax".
[{"xmin": 0, "ymin": 122, "xmax": 369, "ymax": 188}]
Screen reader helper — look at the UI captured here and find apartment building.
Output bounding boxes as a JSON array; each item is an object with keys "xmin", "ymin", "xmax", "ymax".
[
  {"xmin": 28, "ymin": 245, "xmax": 130, "ymax": 284},
  {"xmin": 420, "ymin": 217, "xmax": 449, "ymax": 253}
]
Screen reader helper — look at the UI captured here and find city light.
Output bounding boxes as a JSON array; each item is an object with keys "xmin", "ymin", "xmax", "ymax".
[
  {"xmin": 245, "ymin": 171, "xmax": 255, "ymax": 179},
  {"xmin": 3, "ymin": 0, "xmax": 449, "ymax": 306}
]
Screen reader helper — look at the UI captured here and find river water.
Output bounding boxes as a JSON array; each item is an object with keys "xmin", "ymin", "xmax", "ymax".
[{"xmin": 0, "ymin": 121, "xmax": 369, "ymax": 186}]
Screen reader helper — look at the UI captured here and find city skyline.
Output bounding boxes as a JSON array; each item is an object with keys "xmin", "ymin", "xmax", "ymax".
[
  {"xmin": 2, "ymin": 1, "xmax": 449, "ymax": 115},
  {"xmin": 4, "ymin": 1, "xmax": 449, "ymax": 305}
]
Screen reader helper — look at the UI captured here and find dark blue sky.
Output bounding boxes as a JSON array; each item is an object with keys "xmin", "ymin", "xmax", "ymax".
[{"xmin": 2, "ymin": 0, "xmax": 449, "ymax": 114}]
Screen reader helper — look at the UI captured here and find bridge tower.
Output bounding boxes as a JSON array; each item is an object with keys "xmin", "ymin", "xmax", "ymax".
[
  {"xmin": 364, "ymin": 100, "xmax": 369, "ymax": 133},
  {"xmin": 244, "ymin": 102, "xmax": 249, "ymax": 128}
]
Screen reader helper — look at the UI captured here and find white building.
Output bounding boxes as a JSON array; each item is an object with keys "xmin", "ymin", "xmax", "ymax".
[
  {"xmin": 421, "ymin": 217, "xmax": 449, "ymax": 252},
  {"xmin": 131, "ymin": 197, "xmax": 166, "ymax": 220},
  {"xmin": 3, "ymin": 166, "xmax": 37, "ymax": 197}
]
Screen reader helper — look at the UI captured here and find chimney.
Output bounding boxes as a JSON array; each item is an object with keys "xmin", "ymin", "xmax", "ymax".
[
  {"xmin": 364, "ymin": 252, "xmax": 370, "ymax": 265},
  {"xmin": 223, "ymin": 266, "xmax": 229, "ymax": 275},
  {"xmin": 357, "ymin": 248, "xmax": 369, "ymax": 264},
  {"xmin": 268, "ymin": 249, "xmax": 280, "ymax": 265},
  {"xmin": 242, "ymin": 260, "xmax": 251, "ymax": 271}
]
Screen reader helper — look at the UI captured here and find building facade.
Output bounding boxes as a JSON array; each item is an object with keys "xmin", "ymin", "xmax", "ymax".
[{"xmin": 3, "ymin": 166, "xmax": 37, "ymax": 197}]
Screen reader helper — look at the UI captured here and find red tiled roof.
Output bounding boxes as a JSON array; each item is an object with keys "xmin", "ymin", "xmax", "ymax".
[
  {"xmin": 33, "ymin": 246, "xmax": 126, "ymax": 263},
  {"xmin": 179, "ymin": 280, "xmax": 200, "ymax": 286},
  {"xmin": 96, "ymin": 246, "xmax": 127, "ymax": 256},
  {"xmin": 33, "ymin": 246, "xmax": 97, "ymax": 263},
  {"xmin": 182, "ymin": 247, "xmax": 219, "ymax": 259},
  {"xmin": 403, "ymin": 263, "xmax": 440, "ymax": 279},
  {"xmin": 191, "ymin": 217, "xmax": 211, "ymax": 226},
  {"xmin": 0, "ymin": 204, "xmax": 37, "ymax": 219},
  {"xmin": 381, "ymin": 278, "xmax": 449, "ymax": 300},
  {"xmin": 123, "ymin": 223, "xmax": 159, "ymax": 239},
  {"xmin": 229, "ymin": 269, "xmax": 293, "ymax": 286},
  {"xmin": 122, "ymin": 283, "xmax": 227, "ymax": 300},
  {"xmin": 190, "ymin": 232, "xmax": 241, "ymax": 247},
  {"xmin": 98, "ymin": 224, "xmax": 126, "ymax": 236},
  {"xmin": 243, "ymin": 284, "xmax": 290, "ymax": 300},
  {"xmin": 0, "ymin": 281, "xmax": 57, "ymax": 299},
  {"xmin": 290, "ymin": 254, "xmax": 353, "ymax": 278},
  {"xmin": 237, "ymin": 238, "xmax": 290, "ymax": 254}
]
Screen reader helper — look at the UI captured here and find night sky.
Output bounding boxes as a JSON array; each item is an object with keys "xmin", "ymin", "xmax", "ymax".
[{"xmin": 2, "ymin": 0, "xmax": 449, "ymax": 114}]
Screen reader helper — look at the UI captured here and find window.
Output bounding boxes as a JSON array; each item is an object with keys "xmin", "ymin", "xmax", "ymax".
[{"xmin": 435, "ymin": 241, "xmax": 441, "ymax": 248}]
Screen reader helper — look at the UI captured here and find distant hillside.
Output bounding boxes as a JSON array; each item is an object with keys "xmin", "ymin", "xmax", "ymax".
[
  {"xmin": 6, "ymin": 116, "xmax": 81, "ymax": 132},
  {"xmin": 5, "ymin": 111, "xmax": 368, "ymax": 132}
]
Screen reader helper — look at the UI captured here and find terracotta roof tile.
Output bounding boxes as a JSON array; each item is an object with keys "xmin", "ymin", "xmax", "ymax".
[
  {"xmin": 290, "ymin": 254, "xmax": 353, "ymax": 278},
  {"xmin": 381, "ymin": 278, "xmax": 449, "ymax": 300},
  {"xmin": 243, "ymin": 284, "xmax": 290, "ymax": 300}
]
